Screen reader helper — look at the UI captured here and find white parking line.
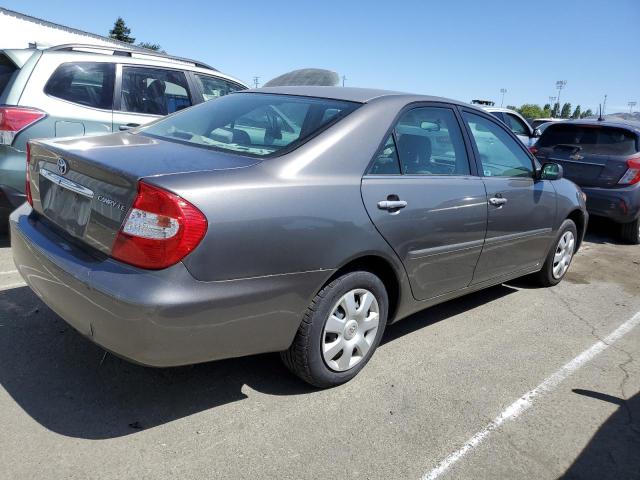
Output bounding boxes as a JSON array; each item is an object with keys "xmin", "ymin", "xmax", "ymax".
[
  {"xmin": 0, "ymin": 282, "xmax": 26, "ymax": 291},
  {"xmin": 421, "ymin": 310, "xmax": 640, "ymax": 480},
  {"xmin": 0, "ymin": 270, "xmax": 18, "ymax": 275}
]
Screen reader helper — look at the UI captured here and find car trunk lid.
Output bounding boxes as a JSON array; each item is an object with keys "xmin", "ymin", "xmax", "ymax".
[
  {"xmin": 534, "ymin": 124, "xmax": 639, "ymax": 187},
  {"xmin": 28, "ymin": 132, "xmax": 260, "ymax": 254}
]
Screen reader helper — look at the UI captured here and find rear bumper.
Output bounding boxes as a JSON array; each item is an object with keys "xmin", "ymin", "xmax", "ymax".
[
  {"xmin": 10, "ymin": 204, "xmax": 329, "ymax": 367},
  {"xmin": 582, "ymin": 184, "xmax": 640, "ymax": 224}
]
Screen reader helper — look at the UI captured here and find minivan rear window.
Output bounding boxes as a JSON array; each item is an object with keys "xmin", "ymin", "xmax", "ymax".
[
  {"xmin": 537, "ymin": 124, "xmax": 639, "ymax": 155},
  {"xmin": 0, "ymin": 54, "xmax": 17, "ymax": 96},
  {"xmin": 141, "ymin": 93, "xmax": 361, "ymax": 157}
]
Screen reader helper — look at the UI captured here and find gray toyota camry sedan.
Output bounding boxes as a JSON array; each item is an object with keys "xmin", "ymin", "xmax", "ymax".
[{"xmin": 11, "ymin": 87, "xmax": 587, "ymax": 387}]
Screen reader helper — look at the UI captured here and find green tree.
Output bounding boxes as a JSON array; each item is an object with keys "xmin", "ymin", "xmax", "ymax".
[
  {"xmin": 138, "ymin": 42, "xmax": 165, "ymax": 53},
  {"xmin": 518, "ymin": 104, "xmax": 544, "ymax": 119},
  {"xmin": 571, "ymin": 105, "xmax": 581, "ymax": 119},
  {"xmin": 560, "ymin": 102, "xmax": 572, "ymax": 118},
  {"xmin": 543, "ymin": 103, "xmax": 551, "ymax": 111},
  {"xmin": 580, "ymin": 109, "xmax": 594, "ymax": 119},
  {"xmin": 109, "ymin": 17, "xmax": 135, "ymax": 44},
  {"xmin": 552, "ymin": 102, "xmax": 560, "ymax": 117}
]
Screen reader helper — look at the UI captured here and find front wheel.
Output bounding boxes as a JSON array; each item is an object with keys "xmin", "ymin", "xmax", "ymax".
[
  {"xmin": 534, "ymin": 219, "xmax": 577, "ymax": 287},
  {"xmin": 620, "ymin": 218, "xmax": 640, "ymax": 245},
  {"xmin": 281, "ymin": 271, "xmax": 388, "ymax": 388}
]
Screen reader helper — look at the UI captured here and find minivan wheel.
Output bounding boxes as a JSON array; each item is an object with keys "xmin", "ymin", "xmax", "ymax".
[
  {"xmin": 534, "ymin": 219, "xmax": 577, "ymax": 287},
  {"xmin": 620, "ymin": 218, "xmax": 640, "ymax": 245},
  {"xmin": 281, "ymin": 271, "xmax": 388, "ymax": 388}
]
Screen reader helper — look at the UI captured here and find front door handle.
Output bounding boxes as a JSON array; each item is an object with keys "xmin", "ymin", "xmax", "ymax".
[
  {"xmin": 378, "ymin": 200, "xmax": 408, "ymax": 210},
  {"xmin": 119, "ymin": 123, "xmax": 140, "ymax": 131},
  {"xmin": 489, "ymin": 197, "xmax": 508, "ymax": 206}
]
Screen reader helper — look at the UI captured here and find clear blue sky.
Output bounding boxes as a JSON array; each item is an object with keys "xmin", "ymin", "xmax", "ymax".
[{"xmin": 6, "ymin": 0, "xmax": 640, "ymax": 113}]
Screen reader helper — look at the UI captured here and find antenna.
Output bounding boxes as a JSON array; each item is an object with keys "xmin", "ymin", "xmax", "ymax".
[{"xmin": 597, "ymin": 104, "xmax": 604, "ymax": 122}]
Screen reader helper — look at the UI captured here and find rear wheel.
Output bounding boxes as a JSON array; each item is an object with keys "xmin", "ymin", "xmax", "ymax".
[
  {"xmin": 534, "ymin": 219, "xmax": 577, "ymax": 287},
  {"xmin": 620, "ymin": 218, "xmax": 640, "ymax": 245},
  {"xmin": 281, "ymin": 271, "xmax": 388, "ymax": 388}
]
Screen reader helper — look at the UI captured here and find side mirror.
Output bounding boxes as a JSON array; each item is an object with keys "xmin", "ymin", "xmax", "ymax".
[
  {"xmin": 539, "ymin": 162, "xmax": 563, "ymax": 181},
  {"xmin": 533, "ymin": 128, "xmax": 542, "ymax": 138}
]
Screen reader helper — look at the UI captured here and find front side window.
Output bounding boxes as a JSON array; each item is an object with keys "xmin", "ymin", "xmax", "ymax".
[
  {"xmin": 394, "ymin": 107, "xmax": 470, "ymax": 175},
  {"xmin": 505, "ymin": 113, "xmax": 529, "ymax": 136},
  {"xmin": 141, "ymin": 93, "xmax": 360, "ymax": 157},
  {"xmin": 195, "ymin": 74, "xmax": 244, "ymax": 101},
  {"xmin": 121, "ymin": 67, "xmax": 191, "ymax": 115},
  {"xmin": 463, "ymin": 112, "xmax": 534, "ymax": 178},
  {"xmin": 45, "ymin": 62, "xmax": 115, "ymax": 109}
]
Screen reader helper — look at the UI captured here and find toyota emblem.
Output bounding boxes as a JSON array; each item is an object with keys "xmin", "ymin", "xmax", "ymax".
[{"xmin": 57, "ymin": 158, "xmax": 68, "ymax": 175}]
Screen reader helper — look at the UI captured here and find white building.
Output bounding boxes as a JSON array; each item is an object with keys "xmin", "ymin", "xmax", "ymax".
[{"xmin": 0, "ymin": 7, "xmax": 142, "ymax": 50}]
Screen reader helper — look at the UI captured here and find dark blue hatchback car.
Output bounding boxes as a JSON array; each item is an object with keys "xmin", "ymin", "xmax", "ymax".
[{"xmin": 533, "ymin": 120, "xmax": 640, "ymax": 244}]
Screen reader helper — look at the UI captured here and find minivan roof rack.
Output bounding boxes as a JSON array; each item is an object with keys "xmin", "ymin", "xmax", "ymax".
[{"xmin": 46, "ymin": 44, "xmax": 217, "ymax": 71}]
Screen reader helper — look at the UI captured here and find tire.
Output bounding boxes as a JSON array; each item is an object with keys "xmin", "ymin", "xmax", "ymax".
[
  {"xmin": 281, "ymin": 271, "xmax": 388, "ymax": 388},
  {"xmin": 533, "ymin": 219, "xmax": 577, "ymax": 287},
  {"xmin": 620, "ymin": 218, "xmax": 640, "ymax": 245}
]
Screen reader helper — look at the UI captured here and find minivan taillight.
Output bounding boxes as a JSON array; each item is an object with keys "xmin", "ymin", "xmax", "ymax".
[
  {"xmin": 618, "ymin": 155, "xmax": 640, "ymax": 185},
  {"xmin": 25, "ymin": 142, "xmax": 33, "ymax": 206},
  {"xmin": 111, "ymin": 182, "xmax": 207, "ymax": 270},
  {"xmin": 0, "ymin": 106, "xmax": 46, "ymax": 145}
]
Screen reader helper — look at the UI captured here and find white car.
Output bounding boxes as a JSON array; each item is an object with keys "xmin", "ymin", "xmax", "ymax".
[{"xmin": 483, "ymin": 107, "xmax": 537, "ymax": 146}]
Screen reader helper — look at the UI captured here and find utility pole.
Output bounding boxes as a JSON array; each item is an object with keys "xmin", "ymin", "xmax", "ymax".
[
  {"xmin": 253, "ymin": 76, "xmax": 260, "ymax": 88},
  {"xmin": 556, "ymin": 80, "xmax": 567, "ymax": 116},
  {"xmin": 603, "ymin": 94, "xmax": 607, "ymax": 116},
  {"xmin": 500, "ymin": 88, "xmax": 507, "ymax": 107},
  {"xmin": 342, "ymin": 75, "xmax": 346, "ymax": 87},
  {"xmin": 629, "ymin": 101, "xmax": 637, "ymax": 113}
]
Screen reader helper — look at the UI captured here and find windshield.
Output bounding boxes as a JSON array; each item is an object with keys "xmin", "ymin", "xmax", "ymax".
[{"xmin": 140, "ymin": 93, "xmax": 360, "ymax": 157}]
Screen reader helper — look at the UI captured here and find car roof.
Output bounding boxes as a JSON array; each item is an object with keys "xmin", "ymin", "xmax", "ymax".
[
  {"xmin": 241, "ymin": 86, "xmax": 473, "ymax": 107},
  {"xmin": 483, "ymin": 107, "xmax": 519, "ymax": 114},
  {"xmin": 549, "ymin": 118, "xmax": 640, "ymax": 133}
]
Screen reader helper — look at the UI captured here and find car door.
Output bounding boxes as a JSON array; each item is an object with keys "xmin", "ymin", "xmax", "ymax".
[
  {"xmin": 361, "ymin": 105, "xmax": 487, "ymax": 300},
  {"xmin": 460, "ymin": 109, "xmax": 556, "ymax": 284},
  {"xmin": 112, "ymin": 65, "xmax": 194, "ymax": 131}
]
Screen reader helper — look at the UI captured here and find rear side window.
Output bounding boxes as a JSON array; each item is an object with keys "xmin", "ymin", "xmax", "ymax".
[
  {"xmin": 141, "ymin": 92, "xmax": 360, "ymax": 157},
  {"xmin": 195, "ymin": 74, "xmax": 244, "ymax": 101},
  {"xmin": 45, "ymin": 62, "xmax": 115, "ymax": 109},
  {"xmin": 537, "ymin": 124, "xmax": 639, "ymax": 155},
  {"xmin": 0, "ymin": 54, "xmax": 17, "ymax": 96},
  {"xmin": 394, "ymin": 107, "xmax": 470, "ymax": 175},
  {"xmin": 504, "ymin": 113, "xmax": 529, "ymax": 136},
  {"xmin": 121, "ymin": 67, "xmax": 191, "ymax": 115}
]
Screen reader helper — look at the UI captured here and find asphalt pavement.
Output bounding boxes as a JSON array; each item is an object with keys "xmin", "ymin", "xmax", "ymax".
[{"xmin": 0, "ymin": 221, "xmax": 638, "ymax": 480}]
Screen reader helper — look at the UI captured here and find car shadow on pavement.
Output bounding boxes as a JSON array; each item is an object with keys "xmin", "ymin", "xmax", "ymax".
[
  {"xmin": 0, "ymin": 281, "xmax": 518, "ymax": 439},
  {"xmin": 562, "ymin": 389, "xmax": 640, "ymax": 479}
]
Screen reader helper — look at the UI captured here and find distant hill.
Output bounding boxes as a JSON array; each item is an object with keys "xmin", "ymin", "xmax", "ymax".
[{"xmin": 583, "ymin": 112, "xmax": 640, "ymax": 123}]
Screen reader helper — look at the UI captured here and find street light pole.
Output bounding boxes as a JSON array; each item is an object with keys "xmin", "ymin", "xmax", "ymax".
[
  {"xmin": 500, "ymin": 88, "xmax": 507, "ymax": 107},
  {"xmin": 549, "ymin": 96, "xmax": 556, "ymax": 116},
  {"xmin": 629, "ymin": 101, "xmax": 637, "ymax": 114},
  {"xmin": 556, "ymin": 80, "xmax": 567, "ymax": 117}
]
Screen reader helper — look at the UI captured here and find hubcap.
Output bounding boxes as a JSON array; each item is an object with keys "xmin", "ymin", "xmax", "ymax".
[
  {"xmin": 322, "ymin": 289, "xmax": 380, "ymax": 372},
  {"xmin": 552, "ymin": 231, "xmax": 575, "ymax": 279}
]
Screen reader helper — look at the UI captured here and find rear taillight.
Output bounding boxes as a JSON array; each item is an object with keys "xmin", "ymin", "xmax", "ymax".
[
  {"xmin": 618, "ymin": 155, "xmax": 640, "ymax": 185},
  {"xmin": 0, "ymin": 106, "xmax": 46, "ymax": 145},
  {"xmin": 25, "ymin": 142, "xmax": 33, "ymax": 206},
  {"xmin": 111, "ymin": 181, "xmax": 207, "ymax": 270}
]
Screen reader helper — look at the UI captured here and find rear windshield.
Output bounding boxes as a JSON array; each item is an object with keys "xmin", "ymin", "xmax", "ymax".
[
  {"xmin": 140, "ymin": 93, "xmax": 360, "ymax": 157},
  {"xmin": 537, "ymin": 124, "xmax": 639, "ymax": 155},
  {"xmin": 0, "ymin": 54, "xmax": 17, "ymax": 96}
]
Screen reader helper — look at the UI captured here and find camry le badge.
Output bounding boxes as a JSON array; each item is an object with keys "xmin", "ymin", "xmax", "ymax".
[{"xmin": 57, "ymin": 158, "xmax": 68, "ymax": 175}]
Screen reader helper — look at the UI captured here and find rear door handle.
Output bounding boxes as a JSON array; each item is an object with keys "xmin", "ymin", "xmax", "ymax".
[
  {"xmin": 489, "ymin": 197, "xmax": 508, "ymax": 206},
  {"xmin": 119, "ymin": 123, "xmax": 140, "ymax": 131},
  {"xmin": 377, "ymin": 200, "xmax": 408, "ymax": 210}
]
